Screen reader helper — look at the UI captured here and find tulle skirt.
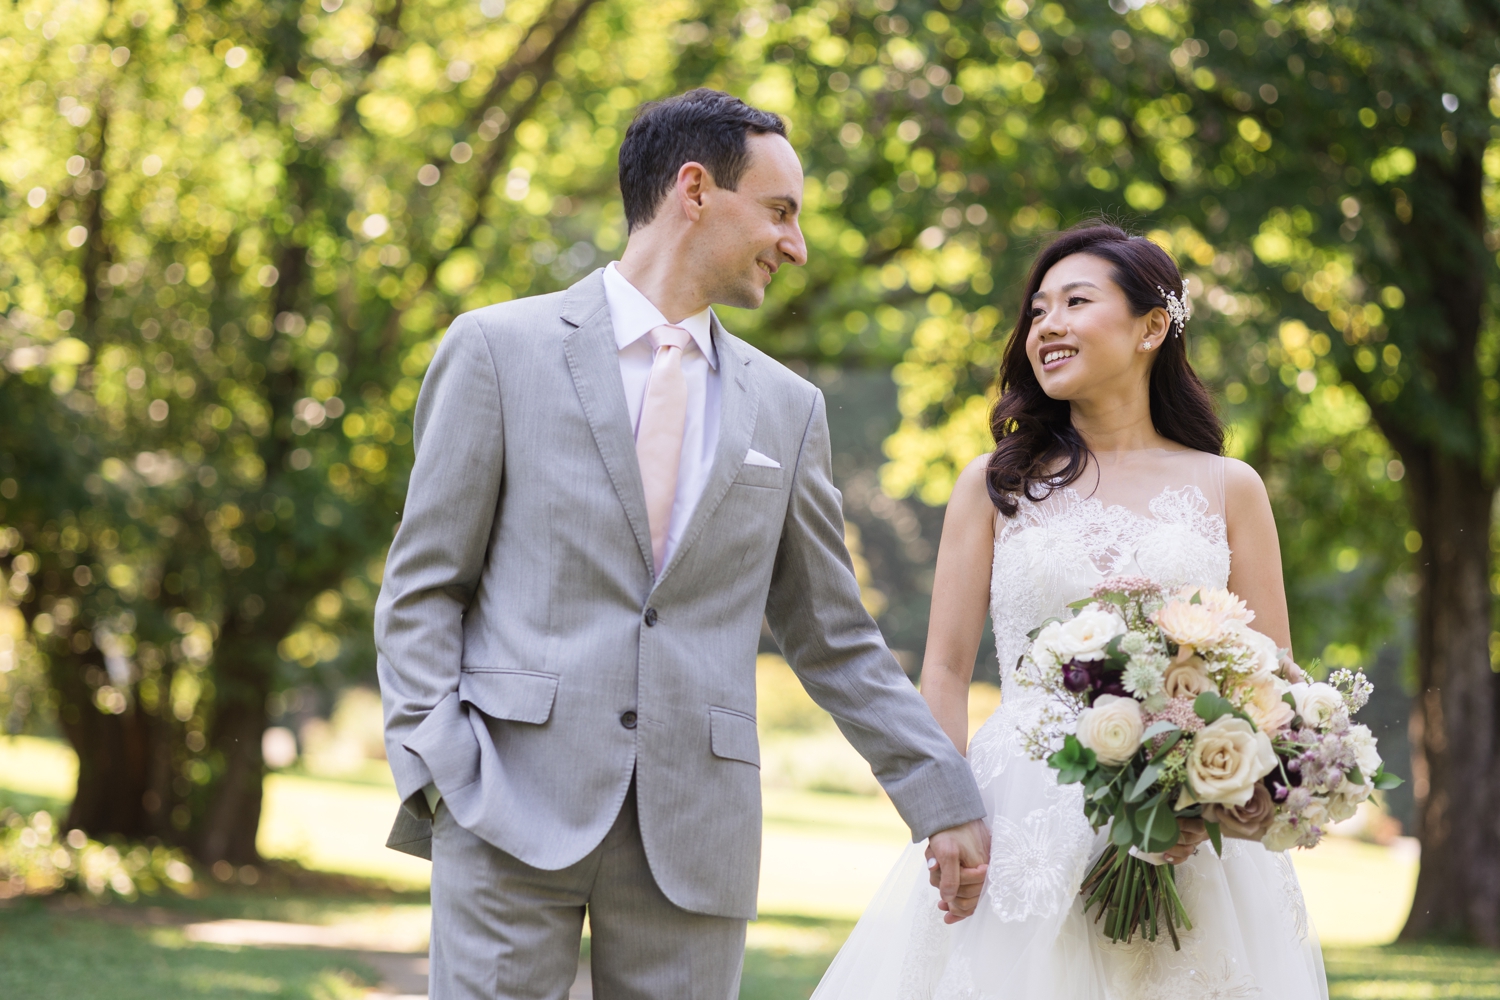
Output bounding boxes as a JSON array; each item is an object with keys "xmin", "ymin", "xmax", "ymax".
[{"xmin": 811, "ymin": 702, "xmax": 1328, "ymax": 1000}]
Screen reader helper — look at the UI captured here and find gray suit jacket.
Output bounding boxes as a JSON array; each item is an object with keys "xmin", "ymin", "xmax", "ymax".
[{"xmin": 376, "ymin": 269, "xmax": 984, "ymax": 919}]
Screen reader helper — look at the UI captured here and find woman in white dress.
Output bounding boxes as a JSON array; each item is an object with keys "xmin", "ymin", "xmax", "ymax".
[{"xmin": 813, "ymin": 224, "xmax": 1327, "ymax": 1000}]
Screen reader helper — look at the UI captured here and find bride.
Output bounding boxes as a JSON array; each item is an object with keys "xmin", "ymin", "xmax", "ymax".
[{"xmin": 813, "ymin": 223, "xmax": 1327, "ymax": 999}]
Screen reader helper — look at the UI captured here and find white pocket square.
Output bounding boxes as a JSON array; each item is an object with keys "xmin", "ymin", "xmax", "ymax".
[{"xmin": 744, "ymin": 448, "xmax": 781, "ymax": 469}]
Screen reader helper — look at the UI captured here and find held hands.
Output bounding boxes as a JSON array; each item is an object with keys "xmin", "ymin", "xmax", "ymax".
[{"xmin": 925, "ymin": 818, "xmax": 990, "ymax": 923}]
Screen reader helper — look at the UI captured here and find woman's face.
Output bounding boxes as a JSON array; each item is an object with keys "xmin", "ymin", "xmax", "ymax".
[{"xmin": 1025, "ymin": 253, "xmax": 1165, "ymax": 402}]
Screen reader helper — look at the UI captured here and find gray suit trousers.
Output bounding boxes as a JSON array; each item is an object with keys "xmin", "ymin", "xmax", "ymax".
[{"xmin": 430, "ymin": 782, "xmax": 746, "ymax": 1000}]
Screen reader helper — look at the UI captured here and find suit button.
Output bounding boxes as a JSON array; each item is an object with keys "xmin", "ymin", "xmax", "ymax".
[
  {"xmin": 643, "ymin": 607, "xmax": 658, "ymax": 627},
  {"xmin": 620, "ymin": 711, "xmax": 638, "ymax": 729}
]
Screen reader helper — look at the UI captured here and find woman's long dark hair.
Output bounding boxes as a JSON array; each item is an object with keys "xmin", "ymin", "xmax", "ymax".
[{"xmin": 987, "ymin": 223, "xmax": 1224, "ymax": 516}]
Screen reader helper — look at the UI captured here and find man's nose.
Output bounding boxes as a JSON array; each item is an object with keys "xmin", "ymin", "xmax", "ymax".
[{"xmin": 781, "ymin": 223, "xmax": 808, "ymax": 267}]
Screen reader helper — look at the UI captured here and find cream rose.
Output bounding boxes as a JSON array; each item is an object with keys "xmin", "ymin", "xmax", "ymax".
[
  {"xmin": 1162, "ymin": 657, "xmax": 1217, "ymax": 700},
  {"xmin": 1289, "ymin": 682, "xmax": 1344, "ymax": 728},
  {"xmin": 1154, "ymin": 598, "xmax": 1225, "ymax": 651},
  {"xmin": 1244, "ymin": 674, "xmax": 1294, "ymax": 736},
  {"xmin": 1076, "ymin": 694, "xmax": 1145, "ymax": 767},
  {"xmin": 1186, "ymin": 716, "xmax": 1278, "ymax": 806},
  {"xmin": 1051, "ymin": 608, "xmax": 1127, "ymax": 663}
]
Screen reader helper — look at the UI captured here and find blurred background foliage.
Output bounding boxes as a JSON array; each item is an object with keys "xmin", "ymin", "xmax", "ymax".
[{"xmin": 1, "ymin": 0, "xmax": 1497, "ymax": 941}]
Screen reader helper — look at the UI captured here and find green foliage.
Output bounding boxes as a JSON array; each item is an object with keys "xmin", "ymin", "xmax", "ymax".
[
  {"xmin": 0, "ymin": 807, "xmax": 197, "ymax": 900},
  {"xmin": 0, "ymin": 0, "xmax": 1484, "ymax": 861}
]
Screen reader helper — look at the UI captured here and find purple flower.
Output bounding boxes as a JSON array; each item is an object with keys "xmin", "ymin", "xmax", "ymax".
[{"xmin": 1062, "ymin": 661, "xmax": 1093, "ymax": 694}]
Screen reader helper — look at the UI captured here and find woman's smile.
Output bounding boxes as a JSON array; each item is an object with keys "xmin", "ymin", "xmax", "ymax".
[{"xmin": 1040, "ymin": 346, "xmax": 1078, "ymax": 370}]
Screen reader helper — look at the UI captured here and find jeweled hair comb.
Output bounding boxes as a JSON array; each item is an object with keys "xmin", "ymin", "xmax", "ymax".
[{"xmin": 1157, "ymin": 283, "xmax": 1191, "ymax": 336}]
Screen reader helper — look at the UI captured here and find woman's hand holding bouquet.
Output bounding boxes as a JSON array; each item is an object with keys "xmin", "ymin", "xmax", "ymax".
[{"xmin": 1021, "ymin": 577, "xmax": 1402, "ymax": 948}]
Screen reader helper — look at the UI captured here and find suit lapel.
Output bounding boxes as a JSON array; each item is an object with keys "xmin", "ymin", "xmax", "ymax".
[
  {"xmin": 560, "ymin": 270, "xmax": 656, "ymax": 576},
  {"xmin": 657, "ymin": 316, "xmax": 759, "ymax": 588}
]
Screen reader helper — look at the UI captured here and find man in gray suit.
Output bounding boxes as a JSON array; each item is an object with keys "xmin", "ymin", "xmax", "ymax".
[{"xmin": 376, "ymin": 88, "xmax": 988, "ymax": 1000}]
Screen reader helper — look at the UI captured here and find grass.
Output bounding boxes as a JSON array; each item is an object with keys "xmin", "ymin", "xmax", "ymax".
[
  {"xmin": 0, "ymin": 895, "xmax": 381, "ymax": 1000},
  {"xmin": 4, "ymin": 734, "xmax": 1500, "ymax": 999}
]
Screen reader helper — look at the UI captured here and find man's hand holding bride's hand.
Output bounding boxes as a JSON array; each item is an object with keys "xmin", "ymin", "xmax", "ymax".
[{"xmin": 926, "ymin": 818, "xmax": 990, "ymax": 924}]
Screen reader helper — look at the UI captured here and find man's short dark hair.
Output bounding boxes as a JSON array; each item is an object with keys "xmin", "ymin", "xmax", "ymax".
[{"xmin": 618, "ymin": 89, "xmax": 787, "ymax": 232}]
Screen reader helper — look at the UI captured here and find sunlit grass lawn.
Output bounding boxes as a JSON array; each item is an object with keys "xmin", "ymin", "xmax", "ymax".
[{"xmin": 4, "ymin": 734, "xmax": 1498, "ymax": 999}]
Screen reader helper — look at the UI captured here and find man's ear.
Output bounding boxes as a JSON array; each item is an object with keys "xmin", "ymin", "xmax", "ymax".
[{"xmin": 675, "ymin": 161, "xmax": 710, "ymax": 222}]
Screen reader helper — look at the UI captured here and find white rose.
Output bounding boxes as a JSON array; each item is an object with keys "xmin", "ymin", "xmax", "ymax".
[
  {"xmin": 1231, "ymin": 623, "xmax": 1281, "ymax": 682},
  {"xmin": 1186, "ymin": 716, "xmax": 1278, "ymax": 806},
  {"xmin": 1261, "ymin": 815, "xmax": 1302, "ymax": 853},
  {"xmin": 1289, "ymin": 682, "xmax": 1344, "ymax": 728},
  {"xmin": 1076, "ymin": 694, "xmax": 1145, "ymax": 767},
  {"xmin": 1328, "ymin": 789, "xmax": 1363, "ymax": 823},
  {"xmin": 1345, "ymin": 723, "xmax": 1382, "ymax": 777},
  {"xmin": 1031, "ymin": 620, "xmax": 1068, "ymax": 670},
  {"xmin": 1052, "ymin": 608, "xmax": 1127, "ymax": 662}
]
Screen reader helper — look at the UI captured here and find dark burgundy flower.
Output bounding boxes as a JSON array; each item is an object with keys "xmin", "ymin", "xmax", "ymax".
[{"xmin": 1062, "ymin": 661, "xmax": 1093, "ymax": 693}]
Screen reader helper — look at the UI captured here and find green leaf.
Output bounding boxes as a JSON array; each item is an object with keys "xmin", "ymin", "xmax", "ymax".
[
  {"xmin": 1149, "ymin": 729, "xmax": 1184, "ymax": 760},
  {"xmin": 1373, "ymin": 766, "xmax": 1405, "ymax": 790},
  {"xmin": 1142, "ymin": 720, "xmax": 1180, "ymax": 742},
  {"xmin": 1113, "ymin": 813, "xmax": 1137, "ymax": 847},
  {"xmin": 1346, "ymin": 766, "xmax": 1364, "ymax": 787},
  {"xmin": 1128, "ymin": 762, "xmax": 1163, "ymax": 803},
  {"xmin": 1282, "ymin": 691, "xmax": 1298, "ymax": 709},
  {"xmin": 1193, "ymin": 691, "xmax": 1235, "ymax": 724},
  {"xmin": 1189, "ymin": 590, "xmax": 1202, "ymax": 605},
  {"xmin": 1205, "ymin": 820, "xmax": 1223, "ymax": 857},
  {"xmin": 1146, "ymin": 798, "xmax": 1179, "ymax": 853},
  {"xmin": 1066, "ymin": 596, "xmax": 1094, "ymax": 610}
]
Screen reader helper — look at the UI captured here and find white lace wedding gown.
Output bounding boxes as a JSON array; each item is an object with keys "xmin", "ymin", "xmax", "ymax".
[{"xmin": 812, "ymin": 449, "xmax": 1328, "ymax": 1000}]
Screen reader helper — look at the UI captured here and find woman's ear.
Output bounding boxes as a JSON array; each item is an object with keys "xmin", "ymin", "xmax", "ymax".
[{"xmin": 1139, "ymin": 306, "xmax": 1171, "ymax": 352}]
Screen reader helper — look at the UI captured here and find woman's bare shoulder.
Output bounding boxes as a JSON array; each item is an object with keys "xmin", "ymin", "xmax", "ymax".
[
  {"xmin": 1222, "ymin": 456, "xmax": 1270, "ymax": 504},
  {"xmin": 947, "ymin": 454, "xmax": 998, "ymax": 523}
]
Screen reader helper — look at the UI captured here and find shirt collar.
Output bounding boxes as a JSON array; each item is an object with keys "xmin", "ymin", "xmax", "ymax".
[{"xmin": 603, "ymin": 261, "xmax": 717, "ymax": 369}]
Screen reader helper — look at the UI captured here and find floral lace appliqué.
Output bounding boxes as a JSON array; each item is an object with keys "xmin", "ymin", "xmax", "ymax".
[{"xmin": 986, "ymin": 802, "xmax": 1093, "ymax": 922}]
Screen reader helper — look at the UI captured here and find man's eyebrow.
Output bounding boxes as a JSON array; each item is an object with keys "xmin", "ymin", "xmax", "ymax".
[
  {"xmin": 1031, "ymin": 280, "xmax": 1101, "ymax": 301},
  {"xmin": 767, "ymin": 193, "xmax": 800, "ymax": 215}
]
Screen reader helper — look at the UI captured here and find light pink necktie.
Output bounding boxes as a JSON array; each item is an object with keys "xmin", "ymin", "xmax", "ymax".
[{"xmin": 635, "ymin": 324, "xmax": 690, "ymax": 574}]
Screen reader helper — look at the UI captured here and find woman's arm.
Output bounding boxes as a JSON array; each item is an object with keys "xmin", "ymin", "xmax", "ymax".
[
  {"xmin": 921, "ymin": 455, "xmax": 999, "ymax": 755},
  {"xmin": 1223, "ymin": 458, "xmax": 1292, "ymax": 651}
]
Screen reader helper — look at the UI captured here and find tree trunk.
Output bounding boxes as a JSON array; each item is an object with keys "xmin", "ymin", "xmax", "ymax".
[
  {"xmin": 1399, "ymin": 449, "xmax": 1500, "ymax": 944},
  {"xmin": 45, "ymin": 637, "xmax": 181, "ymax": 841},
  {"xmin": 194, "ymin": 633, "xmax": 270, "ymax": 865}
]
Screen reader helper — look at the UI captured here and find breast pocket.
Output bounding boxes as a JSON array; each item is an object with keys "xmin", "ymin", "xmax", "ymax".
[{"xmin": 733, "ymin": 464, "xmax": 783, "ymax": 490}]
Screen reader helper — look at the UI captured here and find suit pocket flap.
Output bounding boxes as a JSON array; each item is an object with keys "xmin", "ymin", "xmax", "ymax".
[
  {"xmin": 709, "ymin": 708, "xmax": 760, "ymax": 767},
  {"xmin": 733, "ymin": 463, "xmax": 783, "ymax": 489},
  {"xmin": 459, "ymin": 670, "xmax": 559, "ymax": 724}
]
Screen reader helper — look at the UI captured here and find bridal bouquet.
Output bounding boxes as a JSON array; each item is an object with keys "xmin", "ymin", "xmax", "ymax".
[{"xmin": 1018, "ymin": 576, "xmax": 1401, "ymax": 949}]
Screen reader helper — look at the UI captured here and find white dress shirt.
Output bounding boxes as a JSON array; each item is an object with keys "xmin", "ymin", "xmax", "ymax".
[{"xmin": 602, "ymin": 261, "xmax": 721, "ymax": 569}]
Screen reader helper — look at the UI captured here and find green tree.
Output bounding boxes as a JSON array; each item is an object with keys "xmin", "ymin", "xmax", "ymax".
[{"xmin": 872, "ymin": 0, "xmax": 1499, "ymax": 942}]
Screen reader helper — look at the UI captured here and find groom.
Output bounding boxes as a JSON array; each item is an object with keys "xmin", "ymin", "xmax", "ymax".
[{"xmin": 376, "ymin": 88, "xmax": 988, "ymax": 999}]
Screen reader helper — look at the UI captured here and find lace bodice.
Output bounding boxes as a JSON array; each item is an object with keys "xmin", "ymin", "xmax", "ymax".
[{"xmin": 989, "ymin": 451, "xmax": 1232, "ymax": 699}]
